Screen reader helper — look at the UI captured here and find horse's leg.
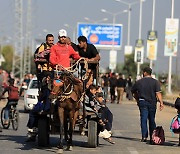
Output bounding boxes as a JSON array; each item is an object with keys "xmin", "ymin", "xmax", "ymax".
[
  {"xmin": 57, "ymin": 107, "xmax": 64, "ymax": 154},
  {"xmin": 73, "ymin": 110, "xmax": 79, "ymax": 129},
  {"xmin": 64, "ymin": 110, "xmax": 68, "ymax": 143},
  {"xmin": 66, "ymin": 110, "xmax": 75, "ymax": 151}
]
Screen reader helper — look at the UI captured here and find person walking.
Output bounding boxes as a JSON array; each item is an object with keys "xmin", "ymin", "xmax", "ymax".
[
  {"xmin": 131, "ymin": 67, "xmax": 164, "ymax": 143},
  {"xmin": 126, "ymin": 75, "xmax": 133, "ymax": 100},
  {"xmin": 102, "ymin": 73, "xmax": 109, "ymax": 103},
  {"xmin": 109, "ymin": 73, "xmax": 117, "ymax": 103},
  {"xmin": 116, "ymin": 73, "xmax": 126, "ymax": 104}
]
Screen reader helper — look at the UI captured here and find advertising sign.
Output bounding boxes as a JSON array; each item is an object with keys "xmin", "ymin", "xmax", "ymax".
[
  {"xmin": 134, "ymin": 39, "xmax": 144, "ymax": 64},
  {"xmin": 164, "ymin": 18, "xmax": 179, "ymax": 56},
  {"xmin": 77, "ymin": 23, "xmax": 123, "ymax": 49},
  {"xmin": 124, "ymin": 45, "xmax": 133, "ymax": 55},
  {"xmin": 109, "ymin": 50, "xmax": 117, "ymax": 70},
  {"xmin": 147, "ymin": 31, "xmax": 158, "ymax": 60}
]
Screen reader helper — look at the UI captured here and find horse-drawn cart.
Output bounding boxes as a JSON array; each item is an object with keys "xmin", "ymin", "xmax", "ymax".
[{"xmin": 37, "ymin": 59, "xmax": 100, "ymax": 151}]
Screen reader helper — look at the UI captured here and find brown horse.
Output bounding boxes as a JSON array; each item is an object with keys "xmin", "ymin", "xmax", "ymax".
[{"xmin": 50, "ymin": 71, "xmax": 84, "ymax": 153}]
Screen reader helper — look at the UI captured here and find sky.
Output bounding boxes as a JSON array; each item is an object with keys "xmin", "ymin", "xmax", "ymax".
[{"xmin": 0, "ymin": 0, "xmax": 180, "ymax": 75}]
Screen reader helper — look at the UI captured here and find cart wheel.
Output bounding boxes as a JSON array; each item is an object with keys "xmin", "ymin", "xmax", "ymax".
[
  {"xmin": 1, "ymin": 107, "xmax": 10, "ymax": 129},
  {"xmin": 88, "ymin": 120, "xmax": 98, "ymax": 148},
  {"xmin": 12, "ymin": 110, "xmax": 19, "ymax": 130},
  {"xmin": 38, "ymin": 116, "xmax": 49, "ymax": 147}
]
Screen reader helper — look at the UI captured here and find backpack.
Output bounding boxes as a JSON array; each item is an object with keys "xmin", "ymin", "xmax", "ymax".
[
  {"xmin": 34, "ymin": 42, "xmax": 50, "ymax": 65},
  {"xmin": 175, "ymin": 97, "xmax": 180, "ymax": 110},
  {"xmin": 170, "ymin": 115, "xmax": 180, "ymax": 134},
  {"xmin": 8, "ymin": 85, "xmax": 19, "ymax": 100},
  {"xmin": 151, "ymin": 126, "xmax": 165, "ymax": 145}
]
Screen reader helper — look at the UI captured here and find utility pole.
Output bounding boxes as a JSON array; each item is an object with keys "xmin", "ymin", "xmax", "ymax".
[
  {"xmin": 168, "ymin": 0, "xmax": 175, "ymax": 94},
  {"xmin": 24, "ymin": 0, "xmax": 32, "ymax": 75},
  {"xmin": 13, "ymin": 0, "xmax": 23, "ymax": 79},
  {"xmin": 137, "ymin": 0, "xmax": 143, "ymax": 77}
]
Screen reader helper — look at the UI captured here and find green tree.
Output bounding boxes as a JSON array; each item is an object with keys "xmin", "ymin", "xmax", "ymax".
[
  {"xmin": 1, "ymin": 45, "xmax": 14, "ymax": 72},
  {"xmin": 122, "ymin": 53, "xmax": 137, "ymax": 78}
]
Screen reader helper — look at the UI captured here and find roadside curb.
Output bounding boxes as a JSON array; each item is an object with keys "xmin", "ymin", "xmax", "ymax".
[{"xmin": 163, "ymin": 101, "xmax": 175, "ymax": 107}]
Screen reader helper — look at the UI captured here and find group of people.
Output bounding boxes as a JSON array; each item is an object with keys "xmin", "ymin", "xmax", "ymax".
[
  {"xmin": 26, "ymin": 29, "xmax": 101, "ymax": 141},
  {"xmin": 25, "ymin": 28, "xmax": 165, "ymax": 145},
  {"xmin": 0, "ymin": 27, "xmax": 166, "ymax": 147},
  {"xmin": 100, "ymin": 72, "xmax": 133, "ymax": 104}
]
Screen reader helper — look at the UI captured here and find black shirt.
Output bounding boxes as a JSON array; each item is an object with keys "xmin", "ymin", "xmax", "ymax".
[
  {"xmin": 117, "ymin": 78, "xmax": 126, "ymax": 88},
  {"xmin": 78, "ymin": 43, "xmax": 99, "ymax": 70},
  {"xmin": 78, "ymin": 43, "xmax": 98, "ymax": 59},
  {"xmin": 131, "ymin": 77, "xmax": 161, "ymax": 104},
  {"xmin": 109, "ymin": 77, "xmax": 117, "ymax": 88},
  {"xmin": 103, "ymin": 76, "xmax": 109, "ymax": 87}
]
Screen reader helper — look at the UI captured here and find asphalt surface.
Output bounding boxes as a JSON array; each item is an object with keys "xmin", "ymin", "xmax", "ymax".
[{"xmin": 0, "ymin": 98, "xmax": 180, "ymax": 154}]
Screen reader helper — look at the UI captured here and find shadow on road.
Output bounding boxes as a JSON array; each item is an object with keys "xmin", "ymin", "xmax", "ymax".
[
  {"xmin": 0, "ymin": 134, "xmax": 106, "ymax": 152},
  {"xmin": 112, "ymin": 135, "xmax": 178, "ymax": 147}
]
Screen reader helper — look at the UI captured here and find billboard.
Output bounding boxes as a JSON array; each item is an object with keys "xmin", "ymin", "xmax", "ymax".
[
  {"xmin": 134, "ymin": 39, "xmax": 144, "ymax": 64},
  {"xmin": 147, "ymin": 31, "xmax": 158, "ymax": 60},
  {"xmin": 164, "ymin": 18, "xmax": 179, "ymax": 56},
  {"xmin": 77, "ymin": 23, "xmax": 123, "ymax": 49},
  {"xmin": 109, "ymin": 50, "xmax": 117, "ymax": 70}
]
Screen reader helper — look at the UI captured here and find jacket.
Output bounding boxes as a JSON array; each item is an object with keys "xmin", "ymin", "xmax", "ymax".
[{"xmin": 50, "ymin": 42, "xmax": 80, "ymax": 68}]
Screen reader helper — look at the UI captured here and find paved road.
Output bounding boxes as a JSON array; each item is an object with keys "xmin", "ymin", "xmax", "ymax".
[{"xmin": 0, "ymin": 98, "xmax": 180, "ymax": 154}]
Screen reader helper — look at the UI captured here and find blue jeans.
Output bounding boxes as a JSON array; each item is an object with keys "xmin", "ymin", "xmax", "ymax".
[
  {"xmin": 138, "ymin": 100, "xmax": 156, "ymax": 139},
  {"xmin": 4, "ymin": 101, "xmax": 17, "ymax": 120}
]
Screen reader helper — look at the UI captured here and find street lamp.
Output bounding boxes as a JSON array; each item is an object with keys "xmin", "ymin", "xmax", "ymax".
[
  {"xmin": 101, "ymin": 9, "xmax": 128, "ymax": 72},
  {"xmin": 115, "ymin": 0, "xmax": 145, "ymax": 46},
  {"xmin": 84, "ymin": 17, "xmax": 108, "ymax": 23},
  {"xmin": 101, "ymin": 9, "xmax": 128, "ymax": 50},
  {"xmin": 64, "ymin": 24, "xmax": 76, "ymax": 43},
  {"xmin": 167, "ymin": 0, "xmax": 175, "ymax": 94}
]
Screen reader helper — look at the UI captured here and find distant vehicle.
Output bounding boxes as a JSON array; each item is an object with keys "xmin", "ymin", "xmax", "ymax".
[{"xmin": 24, "ymin": 77, "xmax": 39, "ymax": 112}]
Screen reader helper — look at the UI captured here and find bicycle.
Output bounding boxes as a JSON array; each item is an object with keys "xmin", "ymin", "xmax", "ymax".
[{"xmin": 1, "ymin": 103, "xmax": 19, "ymax": 130}]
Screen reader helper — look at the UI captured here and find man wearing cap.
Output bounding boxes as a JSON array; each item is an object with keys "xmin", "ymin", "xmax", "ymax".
[
  {"xmin": 131, "ymin": 67, "xmax": 164, "ymax": 143},
  {"xmin": 50, "ymin": 29, "xmax": 80, "ymax": 68}
]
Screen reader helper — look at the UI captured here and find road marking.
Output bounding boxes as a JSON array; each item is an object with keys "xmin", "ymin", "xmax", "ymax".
[{"xmin": 127, "ymin": 147, "xmax": 139, "ymax": 154}]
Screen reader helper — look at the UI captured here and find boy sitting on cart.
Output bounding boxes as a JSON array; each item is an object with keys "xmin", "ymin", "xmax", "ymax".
[{"xmin": 85, "ymin": 84, "xmax": 115, "ymax": 144}]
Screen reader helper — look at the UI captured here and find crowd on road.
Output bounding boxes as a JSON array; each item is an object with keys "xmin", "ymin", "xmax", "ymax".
[{"xmin": 0, "ymin": 28, "xmax": 180, "ymax": 152}]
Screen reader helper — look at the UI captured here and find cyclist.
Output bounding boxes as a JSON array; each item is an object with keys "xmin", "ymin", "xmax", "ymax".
[{"xmin": 0, "ymin": 78, "xmax": 19, "ymax": 125}]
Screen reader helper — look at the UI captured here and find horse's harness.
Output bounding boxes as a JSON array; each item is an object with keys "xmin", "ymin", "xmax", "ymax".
[{"xmin": 56, "ymin": 58, "xmax": 88, "ymax": 103}]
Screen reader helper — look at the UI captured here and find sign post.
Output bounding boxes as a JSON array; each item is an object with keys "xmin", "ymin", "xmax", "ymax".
[
  {"xmin": 109, "ymin": 50, "xmax": 117, "ymax": 72},
  {"xmin": 147, "ymin": 31, "xmax": 158, "ymax": 61},
  {"xmin": 134, "ymin": 39, "xmax": 144, "ymax": 77},
  {"xmin": 164, "ymin": 17, "xmax": 179, "ymax": 93}
]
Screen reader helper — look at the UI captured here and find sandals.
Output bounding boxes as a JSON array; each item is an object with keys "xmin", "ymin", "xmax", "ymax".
[{"xmin": 103, "ymin": 137, "xmax": 115, "ymax": 144}]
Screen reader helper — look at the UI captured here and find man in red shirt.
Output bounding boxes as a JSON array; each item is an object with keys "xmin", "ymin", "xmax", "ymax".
[{"xmin": 50, "ymin": 29, "xmax": 80, "ymax": 69}]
